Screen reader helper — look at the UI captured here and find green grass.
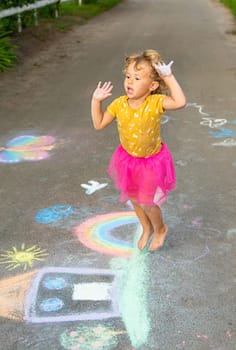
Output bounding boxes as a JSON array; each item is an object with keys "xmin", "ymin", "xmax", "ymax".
[
  {"xmin": 53, "ymin": 0, "xmax": 122, "ymax": 31},
  {"xmin": 220, "ymin": 0, "xmax": 236, "ymax": 18},
  {"xmin": 0, "ymin": 0, "xmax": 122, "ymax": 71},
  {"xmin": 0, "ymin": 33, "xmax": 17, "ymax": 71},
  {"xmin": 0, "ymin": 0, "xmax": 123, "ymax": 33},
  {"xmin": 59, "ymin": 0, "xmax": 122, "ymax": 19}
]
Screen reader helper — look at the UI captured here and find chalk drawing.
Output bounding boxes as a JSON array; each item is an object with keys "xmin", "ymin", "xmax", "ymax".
[
  {"xmin": 81, "ymin": 180, "xmax": 108, "ymax": 195},
  {"xmin": 35, "ymin": 205, "xmax": 75, "ymax": 224},
  {"xmin": 60, "ymin": 324, "xmax": 124, "ymax": 350},
  {"xmin": 34, "ymin": 204, "xmax": 104, "ymax": 230},
  {"xmin": 187, "ymin": 102, "xmax": 236, "ymax": 147},
  {"xmin": 40, "ymin": 298, "xmax": 64, "ymax": 312},
  {"xmin": 74, "ymin": 211, "xmax": 150, "ymax": 348},
  {"xmin": 74, "ymin": 212, "xmax": 137, "ymax": 257},
  {"xmin": 161, "ymin": 246, "xmax": 210, "ymax": 265},
  {"xmin": 0, "ymin": 270, "xmax": 38, "ymax": 321},
  {"xmin": 159, "ymin": 225, "xmax": 222, "ymax": 265},
  {"xmin": 116, "ymin": 253, "xmax": 150, "ymax": 348},
  {"xmin": 24, "ymin": 267, "xmax": 120, "ymax": 323},
  {"xmin": 0, "ymin": 244, "xmax": 48, "ymax": 271},
  {"xmin": 226, "ymin": 330, "xmax": 233, "ymax": 338},
  {"xmin": 161, "ymin": 114, "xmax": 171, "ymax": 124},
  {"xmin": 176, "ymin": 160, "xmax": 187, "ymax": 167},
  {"xmin": 186, "ymin": 102, "xmax": 210, "ymax": 116},
  {"xmin": 209, "ymin": 127, "xmax": 236, "ymax": 139},
  {"xmin": 200, "ymin": 117, "xmax": 227, "ymax": 128},
  {"xmin": 196, "ymin": 334, "xmax": 209, "ymax": 340},
  {"xmin": 180, "ymin": 330, "xmax": 234, "ymax": 348},
  {"xmin": 74, "ymin": 213, "xmax": 220, "ymax": 265},
  {"xmin": 43, "ymin": 276, "xmax": 67, "ymax": 290},
  {"xmin": 0, "ymin": 135, "xmax": 56, "ymax": 163},
  {"xmin": 212, "ymin": 138, "xmax": 236, "ymax": 147},
  {"xmin": 72, "ymin": 282, "xmax": 112, "ymax": 301}
]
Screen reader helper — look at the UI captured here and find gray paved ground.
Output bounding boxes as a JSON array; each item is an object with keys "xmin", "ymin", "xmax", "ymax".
[{"xmin": 0, "ymin": 0, "xmax": 236, "ymax": 349}]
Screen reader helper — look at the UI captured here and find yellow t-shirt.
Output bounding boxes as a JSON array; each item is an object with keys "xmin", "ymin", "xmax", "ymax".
[{"xmin": 107, "ymin": 94, "xmax": 166, "ymax": 157}]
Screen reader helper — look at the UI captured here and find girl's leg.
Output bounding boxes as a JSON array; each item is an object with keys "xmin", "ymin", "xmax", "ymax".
[
  {"xmin": 131, "ymin": 200, "xmax": 153, "ymax": 250},
  {"xmin": 143, "ymin": 205, "xmax": 168, "ymax": 251}
]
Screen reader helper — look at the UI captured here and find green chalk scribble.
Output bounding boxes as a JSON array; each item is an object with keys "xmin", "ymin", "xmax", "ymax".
[{"xmin": 110, "ymin": 226, "xmax": 150, "ymax": 348}]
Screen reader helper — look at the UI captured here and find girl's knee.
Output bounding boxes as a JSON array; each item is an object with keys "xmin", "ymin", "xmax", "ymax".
[{"xmin": 142, "ymin": 204, "xmax": 160, "ymax": 213}]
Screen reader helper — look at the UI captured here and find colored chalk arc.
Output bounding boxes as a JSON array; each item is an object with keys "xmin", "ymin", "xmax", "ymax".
[
  {"xmin": 74, "ymin": 212, "xmax": 138, "ymax": 257},
  {"xmin": 0, "ymin": 135, "xmax": 56, "ymax": 163}
]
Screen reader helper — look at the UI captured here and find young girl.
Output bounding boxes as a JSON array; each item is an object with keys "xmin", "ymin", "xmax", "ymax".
[{"xmin": 91, "ymin": 49, "xmax": 186, "ymax": 252}]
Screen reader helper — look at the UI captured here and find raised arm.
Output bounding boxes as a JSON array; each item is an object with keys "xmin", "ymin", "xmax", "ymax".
[
  {"xmin": 91, "ymin": 81, "xmax": 115, "ymax": 130},
  {"xmin": 154, "ymin": 61, "xmax": 186, "ymax": 110}
]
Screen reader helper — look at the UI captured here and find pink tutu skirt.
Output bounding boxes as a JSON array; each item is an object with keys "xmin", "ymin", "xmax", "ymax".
[{"xmin": 108, "ymin": 143, "xmax": 176, "ymax": 206}]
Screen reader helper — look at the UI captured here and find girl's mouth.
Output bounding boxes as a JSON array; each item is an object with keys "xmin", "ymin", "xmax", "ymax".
[{"xmin": 127, "ymin": 87, "xmax": 134, "ymax": 95}]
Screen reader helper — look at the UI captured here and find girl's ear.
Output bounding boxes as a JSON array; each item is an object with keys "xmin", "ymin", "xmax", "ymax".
[{"xmin": 150, "ymin": 80, "xmax": 159, "ymax": 92}]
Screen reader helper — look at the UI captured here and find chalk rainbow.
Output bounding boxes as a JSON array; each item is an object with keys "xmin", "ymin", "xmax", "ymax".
[{"xmin": 74, "ymin": 212, "xmax": 138, "ymax": 257}]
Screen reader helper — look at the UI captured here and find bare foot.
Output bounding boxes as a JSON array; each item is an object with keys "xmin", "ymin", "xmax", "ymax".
[
  {"xmin": 138, "ymin": 227, "xmax": 153, "ymax": 250},
  {"xmin": 149, "ymin": 225, "xmax": 168, "ymax": 252}
]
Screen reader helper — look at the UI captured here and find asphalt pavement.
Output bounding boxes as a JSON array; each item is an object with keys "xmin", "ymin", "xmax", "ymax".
[{"xmin": 0, "ymin": 0, "xmax": 236, "ymax": 349}]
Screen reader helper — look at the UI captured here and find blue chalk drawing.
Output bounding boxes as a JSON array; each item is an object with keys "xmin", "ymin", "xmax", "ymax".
[
  {"xmin": 43, "ymin": 277, "xmax": 67, "ymax": 290},
  {"xmin": 209, "ymin": 127, "xmax": 236, "ymax": 139},
  {"xmin": 35, "ymin": 205, "xmax": 75, "ymax": 224},
  {"xmin": 40, "ymin": 298, "xmax": 64, "ymax": 312}
]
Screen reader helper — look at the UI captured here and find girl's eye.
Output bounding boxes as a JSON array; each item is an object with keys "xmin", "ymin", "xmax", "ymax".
[
  {"xmin": 126, "ymin": 75, "xmax": 130, "ymax": 79},
  {"xmin": 135, "ymin": 77, "xmax": 141, "ymax": 80}
]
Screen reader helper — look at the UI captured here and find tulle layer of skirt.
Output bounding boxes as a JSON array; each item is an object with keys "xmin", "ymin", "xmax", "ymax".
[{"xmin": 107, "ymin": 143, "xmax": 176, "ymax": 206}]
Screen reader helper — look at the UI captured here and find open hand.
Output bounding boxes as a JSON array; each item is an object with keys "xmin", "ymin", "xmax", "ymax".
[
  {"xmin": 154, "ymin": 61, "xmax": 174, "ymax": 77},
  {"xmin": 93, "ymin": 81, "xmax": 113, "ymax": 101}
]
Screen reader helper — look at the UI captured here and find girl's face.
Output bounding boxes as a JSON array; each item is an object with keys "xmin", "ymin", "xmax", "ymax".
[{"xmin": 124, "ymin": 61, "xmax": 159, "ymax": 101}]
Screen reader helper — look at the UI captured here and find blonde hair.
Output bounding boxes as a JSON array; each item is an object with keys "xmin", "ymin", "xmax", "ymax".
[{"xmin": 124, "ymin": 49, "xmax": 168, "ymax": 94}]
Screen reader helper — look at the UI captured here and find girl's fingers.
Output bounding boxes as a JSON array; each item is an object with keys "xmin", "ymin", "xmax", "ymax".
[
  {"xmin": 102, "ymin": 81, "xmax": 112, "ymax": 90},
  {"xmin": 94, "ymin": 82, "xmax": 113, "ymax": 98},
  {"xmin": 106, "ymin": 84, "xmax": 113, "ymax": 92},
  {"xmin": 168, "ymin": 60, "xmax": 174, "ymax": 67}
]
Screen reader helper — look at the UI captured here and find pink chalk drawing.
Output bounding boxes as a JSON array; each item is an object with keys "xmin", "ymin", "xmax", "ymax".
[
  {"xmin": 60, "ymin": 324, "xmax": 127, "ymax": 350},
  {"xmin": 196, "ymin": 334, "xmax": 209, "ymax": 340},
  {"xmin": 0, "ymin": 135, "xmax": 57, "ymax": 163}
]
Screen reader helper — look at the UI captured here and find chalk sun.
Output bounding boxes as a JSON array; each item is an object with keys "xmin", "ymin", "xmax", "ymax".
[{"xmin": 0, "ymin": 244, "xmax": 48, "ymax": 271}]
